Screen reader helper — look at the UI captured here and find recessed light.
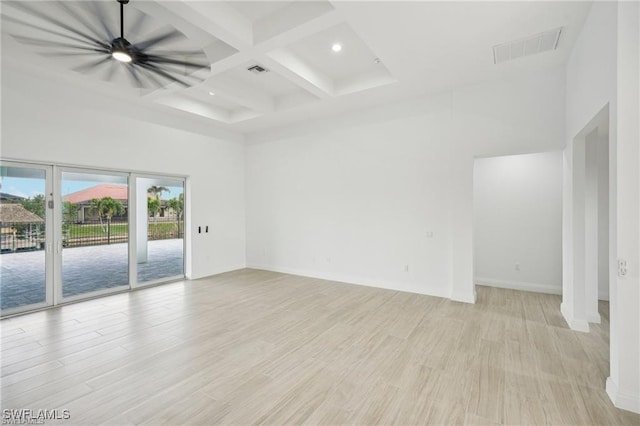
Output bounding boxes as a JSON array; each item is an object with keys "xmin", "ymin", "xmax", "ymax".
[
  {"xmin": 208, "ymin": 91, "xmax": 215, "ymax": 96},
  {"xmin": 331, "ymin": 43, "xmax": 342, "ymax": 53}
]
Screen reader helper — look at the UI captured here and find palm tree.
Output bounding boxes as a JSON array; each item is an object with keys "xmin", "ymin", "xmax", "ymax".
[
  {"xmin": 147, "ymin": 186, "xmax": 170, "ymax": 221},
  {"xmin": 166, "ymin": 193, "xmax": 184, "ymax": 236},
  {"xmin": 147, "ymin": 186, "xmax": 169, "ymax": 201},
  {"xmin": 147, "ymin": 197, "xmax": 160, "ymax": 221},
  {"xmin": 90, "ymin": 197, "xmax": 124, "ymax": 244}
]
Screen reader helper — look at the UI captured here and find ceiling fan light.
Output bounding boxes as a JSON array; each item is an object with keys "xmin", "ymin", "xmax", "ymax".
[{"xmin": 112, "ymin": 50, "xmax": 132, "ymax": 63}]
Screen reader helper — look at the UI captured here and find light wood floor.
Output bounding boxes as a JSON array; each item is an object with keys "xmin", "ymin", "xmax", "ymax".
[{"xmin": 2, "ymin": 269, "xmax": 639, "ymax": 425}]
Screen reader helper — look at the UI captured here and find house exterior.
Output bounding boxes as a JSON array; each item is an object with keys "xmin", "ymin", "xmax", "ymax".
[
  {"xmin": 62, "ymin": 184, "xmax": 177, "ymax": 223},
  {"xmin": 0, "ymin": 192, "xmax": 25, "ymax": 202},
  {"xmin": 0, "ymin": 203, "xmax": 45, "ymax": 252},
  {"xmin": 62, "ymin": 184, "xmax": 129, "ymax": 223}
]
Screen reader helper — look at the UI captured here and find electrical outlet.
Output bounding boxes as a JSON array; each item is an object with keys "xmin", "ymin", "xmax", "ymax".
[{"xmin": 617, "ymin": 259, "xmax": 628, "ymax": 278}]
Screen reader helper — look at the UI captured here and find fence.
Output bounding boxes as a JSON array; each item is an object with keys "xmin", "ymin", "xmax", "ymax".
[
  {"xmin": 1, "ymin": 218, "xmax": 184, "ymax": 252},
  {"xmin": 0, "ymin": 223, "xmax": 45, "ymax": 253},
  {"xmin": 63, "ymin": 217, "xmax": 184, "ymax": 248}
]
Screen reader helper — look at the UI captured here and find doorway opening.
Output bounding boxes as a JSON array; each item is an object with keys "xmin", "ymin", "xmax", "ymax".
[
  {"xmin": 561, "ymin": 104, "xmax": 610, "ymax": 331},
  {"xmin": 473, "ymin": 151, "xmax": 563, "ymax": 298}
]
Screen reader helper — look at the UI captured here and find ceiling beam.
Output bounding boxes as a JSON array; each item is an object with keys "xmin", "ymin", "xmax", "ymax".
[
  {"xmin": 152, "ymin": 1, "xmax": 253, "ymax": 51},
  {"xmin": 264, "ymin": 48, "xmax": 334, "ymax": 98},
  {"xmin": 254, "ymin": 9, "xmax": 344, "ymax": 53},
  {"xmin": 206, "ymin": 75, "xmax": 276, "ymax": 114}
]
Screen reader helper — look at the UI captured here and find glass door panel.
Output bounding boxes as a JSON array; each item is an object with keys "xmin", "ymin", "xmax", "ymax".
[
  {"xmin": 60, "ymin": 170, "xmax": 129, "ymax": 299},
  {"xmin": 135, "ymin": 177, "xmax": 185, "ymax": 284},
  {"xmin": 0, "ymin": 163, "xmax": 52, "ymax": 314},
  {"xmin": 2, "ymin": 165, "xmax": 186, "ymax": 315}
]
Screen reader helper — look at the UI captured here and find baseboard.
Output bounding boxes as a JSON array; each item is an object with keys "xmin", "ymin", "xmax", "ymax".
[
  {"xmin": 246, "ymin": 263, "xmax": 451, "ymax": 300},
  {"xmin": 475, "ymin": 277, "xmax": 561, "ymax": 295},
  {"xmin": 190, "ymin": 264, "xmax": 247, "ymax": 280},
  {"xmin": 450, "ymin": 290, "xmax": 476, "ymax": 304},
  {"xmin": 560, "ymin": 302, "xmax": 590, "ymax": 332},
  {"xmin": 607, "ymin": 377, "xmax": 640, "ymax": 414},
  {"xmin": 587, "ymin": 311, "xmax": 602, "ymax": 324},
  {"xmin": 473, "ymin": 277, "xmax": 611, "ymax": 302}
]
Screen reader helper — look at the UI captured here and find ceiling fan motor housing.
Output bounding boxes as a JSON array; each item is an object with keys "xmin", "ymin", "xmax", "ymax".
[{"xmin": 111, "ymin": 37, "xmax": 134, "ymax": 61}]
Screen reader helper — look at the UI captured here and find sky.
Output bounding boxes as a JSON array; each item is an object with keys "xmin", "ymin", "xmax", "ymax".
[{"xmin": 0, "ymin": 177, "xmax": 183, "ymax": 200}]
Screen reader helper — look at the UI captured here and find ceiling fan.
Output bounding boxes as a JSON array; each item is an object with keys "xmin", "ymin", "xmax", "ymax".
[{"xmin": 3, "ymin": 0, "xmax": 210, "ymax": 89}]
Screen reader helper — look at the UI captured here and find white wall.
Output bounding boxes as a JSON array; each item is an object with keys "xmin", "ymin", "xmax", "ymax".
[
  {"xmin": 0, "ymin": 63, "xmax": 247, "ymax": 280},
  {"xmin": 612, "ymin": 0, "xmax": 640, "ymax": 413},
  {"xmin": 246, "ymin": 67, "xmax": 566, "ymax": 302},
  {"xmin": 565, "ymin": 3, "xmax": 617, "ymax": 141},
  {"xmin": 563, "ymin": 0, "xmax": 615, "ymax": 324},
  {"xmin": 246, "ymin": 95, "xmax": 454, "ymax": 297},
  {"xmin": 473, "ymin": 152, "xmax": 563, "ymax": 294},
  {"xmin": 563, "ymin": 0, "xmax": 617, "ymax": 332},
  {"xmin": 597, "ymin": 134, "xmax": 610, "ymax": 301},
  {"xmin": 447, "ymin": 67, "xmax": 565, "ymax": 302},
  {"xmin": 564, "ymin": 0, "xmax": 640, "ymax": 413}
]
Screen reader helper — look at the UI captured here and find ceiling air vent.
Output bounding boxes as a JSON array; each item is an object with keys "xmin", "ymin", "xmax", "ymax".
[
  {"xmin": 247, "ymin": 64, "xmax": 269, "ymax": 74},
  {"xmin": 493, "ymin": 27, "xmax": 562, "ymax": 64}
]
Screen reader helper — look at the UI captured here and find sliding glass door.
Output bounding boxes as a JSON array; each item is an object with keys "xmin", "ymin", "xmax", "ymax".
[
  {"xmin": 134, "ymin": 176, "xmax": 185, "ymax": 285},
  {"xmin": 0, "ymin": 162, "xmax": 186, "ymax": 316},
  {"xmin": 59, "ymin": 169, "xmax": 130, "ymax": 301},
  {"xmin": 0, "ymin": 162, "xmax": 53, "ymax": 315}
]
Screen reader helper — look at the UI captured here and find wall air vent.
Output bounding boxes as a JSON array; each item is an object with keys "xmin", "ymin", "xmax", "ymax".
[
  {"xmin": 247, "ymin": 64, "xmax": 269, "ymax": 74},
  {"xmin": 493, "ymin": 27, "xmax": 562, "ymax": 64}
]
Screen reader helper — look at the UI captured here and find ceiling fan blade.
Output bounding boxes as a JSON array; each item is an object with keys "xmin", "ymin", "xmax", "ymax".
[
  {"xmin": 145, "ymin": 55, "xmax": 209, "ymax": 70},
  {"xmin": 142, "ymin": 49, "xmax": 208, "ymax": 57},
  {"xmin": 125, "ymin": 64, "xmax": 145, "ymax": 88},
  {"xmin": 127, "ymin": 9, "xmax": 152, "ymax": 40},
  {"xmin": 137, "ymin": 62, "xmax": 191, "ymax": 87},
  {"xmin": 2, "ymin": 15, "xmax": 106, "ymax": 49},
  {"xmin": 5, "ymin": 1, "xmax": 108, "ymax": 48},
  {"xmin": 56, "ymin": 1, "xmax": 108, "ymax": 43},
  {"xmin": 10, "ymin": 35, "xmax": 108, "ymax": 53},
  {"xmin": 40, "ymin": 51, "xmax": 109, "ymax": 59},
  {"xmin": 136, "ymin": 65, "xmax": 166, "ymax": 89},
  {"xmin": 86, "ymin": 1, "xmax": 115, "ymax": 41},
  {"xmin": 103, "ymin": 60, "xmax": 120, "ymax": 82},
  {"xmin": 134, "ymin": 29, "xmax": 183, "ymax": 51},
  {"xmin": 73, "ymin": 56, "xmax": 112, "ymax": 74}
]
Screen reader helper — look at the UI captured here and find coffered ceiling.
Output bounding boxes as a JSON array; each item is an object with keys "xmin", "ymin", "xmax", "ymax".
[{"xmin": 1, "ymin": 1, "xmax": 592, "ymax": 136}]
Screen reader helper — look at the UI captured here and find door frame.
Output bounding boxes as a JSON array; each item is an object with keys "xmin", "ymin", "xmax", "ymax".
[
  {"xmin": 1, "ymin": 158, "xmax": 188, "ymax": 317},
  {"xmin": 131, "ymin": 173, "xmax": 187, "ymax": 289},
  {"xmin": 0, "ymin": 161, "xmax": 54, "ymax": 316},
  {"xmin": 55, "ymin": 166, "xmax": 132, "ymax": 304}
]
